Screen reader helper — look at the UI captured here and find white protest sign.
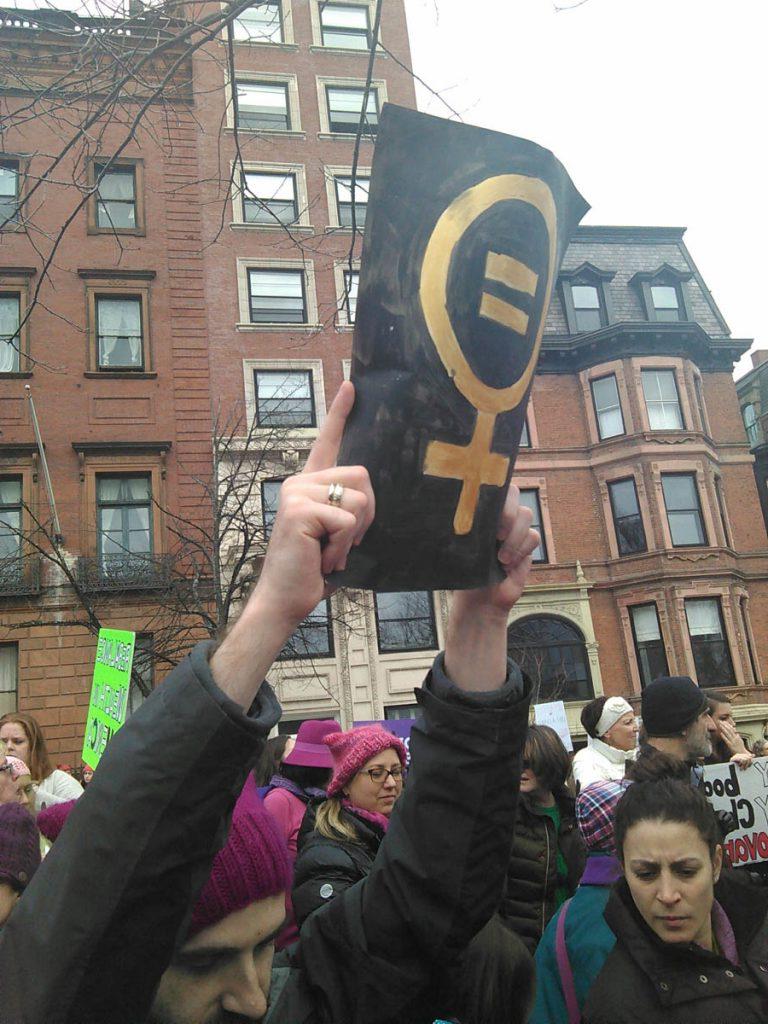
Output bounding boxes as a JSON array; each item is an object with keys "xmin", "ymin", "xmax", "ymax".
[
  {"xmin": 702, "ymin": 757, "xmax": 768, "ymax": 866},
  {"xmin": 533, "ymin": 700, "xmax": 573, "ymax": 751}
]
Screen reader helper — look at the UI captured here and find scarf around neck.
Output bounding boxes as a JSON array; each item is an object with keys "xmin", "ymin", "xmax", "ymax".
[{"xmin": 267, "ymin": 774, "xmax": 326, "ymax": 802}]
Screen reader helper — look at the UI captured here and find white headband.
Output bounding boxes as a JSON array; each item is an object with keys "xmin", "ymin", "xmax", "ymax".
[{"xmin": 596, "ymin": 697, "xmax": 634, "ymax": 737}]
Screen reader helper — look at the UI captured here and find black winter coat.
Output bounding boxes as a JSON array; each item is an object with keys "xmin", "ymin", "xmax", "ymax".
[
  {"xmin": 0, "ymin": 645, "xmax": 531, "ymax": 1024},
  {"xmin": 582, "ymin": 874, "xmax": 768, "ymax": 1024},
  {"xmin": 499, "ymin": 791, "xmax": 585, "ymax": 951},
  {"xmin": 292, "ymin": 800, "xmax": 384, "ymax": 928}
]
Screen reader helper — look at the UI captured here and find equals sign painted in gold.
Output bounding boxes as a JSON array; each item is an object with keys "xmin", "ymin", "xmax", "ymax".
[{"xmin": 479, "ymin": 251, "xmax": 539, "ymax": 334}]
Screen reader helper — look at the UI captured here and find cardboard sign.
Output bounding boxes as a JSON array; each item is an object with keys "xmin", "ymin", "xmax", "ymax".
[
  {"xmin": 335, "ymin": 103, "xmax": 589, "ymax": 591},
  {"xmin": 354, "ymin": 717, "xmax": 419, "ymax": 766},
  {"xmin": 533, "ymin": 700, "xmax": 573, "ymax": 752},
  {"xmin": 82, "ymin": 628, "xmax": 135, "ymax": 770},
  {"xmin": 702, "ymin": 758, "xmax": 768, "ymax": 865}
]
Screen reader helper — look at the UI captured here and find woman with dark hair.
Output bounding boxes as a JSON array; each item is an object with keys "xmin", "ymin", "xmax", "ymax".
[
  {"xmin": 572, "ymin": 696, "xmax": 638, "ymax": 792},
  {"xmin": 499, "ymin": 725, "xmax": 586, "ymax": 952},
  {"xmin": 0, "ymin": 712, "xmax": 83, "ymax": 813},
  {"xmin": 582, "ymin": 779, "xmax": 768, "ymax": 1023},
  {"xmin": 261, "ymin": 719, "xmax": 339, "ymax": 948},
  {"xmin": 254, "ymin": 734, "xmax": 294, "ymax": 789}
]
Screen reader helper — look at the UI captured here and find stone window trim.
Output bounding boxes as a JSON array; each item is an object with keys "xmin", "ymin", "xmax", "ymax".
[
  {"xmin": 512, "ymin": 475, "xmax": 556, "ymax": 564},
  {"xmin": 580, "ymin": 360, "xmax": 633, "ymax": 445},
  {"xmin": 651, "ymin": 459, "xmax": 716, "ymax": 552},
  {"xmin": 332, "ymin": 258, "xmax": 359, "ymax": 328},
  {"xmin": 86, "ymin": 157, "xmax": 145, "ymax": 236},
  {"xmin": 632, "ymin": 356, "xmax": 694, "ymax": 434},
  {"xmin": 315, "ymin": 75, "xmax": 387, "ymax": 137},
  {"xmin": 674, "ymin": 586, "xmax": 744, "ymax": 687},
  {"xmin": 734, "ymin": 587, "xmax": 762, "ymax": 685},
  {"xmin": 558, "ymin": 262, "xmax": 616, "ymax": 335},
  {"xmin": 0, "ymin": 154, "xmax": 29, "ymax": 234},
  {"xmin": 79, "ymin": 271, "xmax": 155, "ymax": 374},
  {"xmin": 72, "ymin": 446, "xmax": 169, "ymax": 559},
  {"xmin": 243, "ymin": 358, "xmax": 327, "ymax": 440},
  {"xmin": 0, "ymin": 269, "xmax": 34, "ymax": 375},
  {"xmin": 630, "ymin": 265, "xmax": 694, "ymax": 323},
  {"xmin": 235, "ymin": 257, "xmax": 320, "ymax": 331},
  {"xmin": 225, "ymin": 0, "xmax": 297, "ymax": 46},
  {"xmin": 323, "ymin": 163, "xmax": 372, "ymax": 230},
  {"xmin": 309, "ymin": 0, "xmax": 382, "ymax": 50},
  {"xmin": 226, "ymin": 71, "xmax": 303, "ymax": 135},
  {"xmin": 616, "ymin": 592, "xmax": 674, "ymax": 695},
  {"xmin": 598, "ymin": 468, "xmax": 653, "ymax": 561},
  {"xmin": 230, "ymin": 160, "xmax": 312, "ymax": 230}
]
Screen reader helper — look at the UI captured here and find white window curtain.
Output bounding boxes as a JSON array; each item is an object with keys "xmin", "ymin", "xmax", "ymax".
[
  {"xmin": 99, "ymin": 170, "xmax": 134, "ymax": 202},
  {"xmin": 632, "ymin": 605, "xmax": 661, "ymax": 642},
  {"xmin": 97, "ymin": 298, "xmax": 142, "ymax": 367},
  {"xmin": 0, "ymin": 295, "xmax": 20, "ymax": 372},
  {"xmin": 0, "ymin": 644, "xmax": 18, "ymax": 717},
  {"xmin": 685, "ymin": 599, "xmax": 722, "ymax": 638}
]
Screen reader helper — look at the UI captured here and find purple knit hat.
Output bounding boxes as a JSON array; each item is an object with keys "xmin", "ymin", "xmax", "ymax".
[
  {"xmin": 325, "ymin": 726, "xmax": 407, "ymax": 798},
  {"xmin": 282, "ymin": 719, "xmax": 341, "ymax": 769},
  {"xmin": 188, "ymin": 802, "xmax": 292, "ymax": 938},
  {"xmin": 37, "ymin": 799, "xmax": 77, "ymax": 843},
  {"xmin": 576, "ymin": 779, "xmax": 632, "ymax": 854},
  {"xmin": 0, "ymin": 803, "xmax": 41, "ymax": 891}
]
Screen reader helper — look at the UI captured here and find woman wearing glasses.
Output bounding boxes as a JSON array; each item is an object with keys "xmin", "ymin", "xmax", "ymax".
[{"xmin": 292, "ymin": 725, "xmax": 406, "ymax": 928}]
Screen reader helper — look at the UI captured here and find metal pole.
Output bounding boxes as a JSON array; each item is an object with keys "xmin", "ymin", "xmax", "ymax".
[{"xmin": 24, "ymin": 384, "xmax": 63, "ymax": 544}]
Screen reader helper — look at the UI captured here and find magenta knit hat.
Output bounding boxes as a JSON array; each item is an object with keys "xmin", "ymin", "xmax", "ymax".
[
  {"xmin": 282, "ymin": 719, "xmax": 341, "ymax": 769},
  {"xmin": 37, "ymin": 799, "xmax": 77, "ymax": 843},
  {"xmin": 325, "ymin": 726, "xmax": 407, "ymax": 798},
  {"xmin": 0, "ymin": 803, "xmax": 41, "ymax": 892},
  {"xmin": 188, "ymin": 802, "xmax": 292, "ymax": 938}
]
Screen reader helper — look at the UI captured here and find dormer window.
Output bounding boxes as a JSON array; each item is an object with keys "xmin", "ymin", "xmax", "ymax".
[
  {"xmin": 630, "ymin": 265, "xmax": 692, "ymax": 323},
  {"xmin": 650, "ymin": 283, "xmax": 682, "ymax": 322},
  {"xmin": 559, "ymin": 263, "xmax": 615, "ymax": 335}
]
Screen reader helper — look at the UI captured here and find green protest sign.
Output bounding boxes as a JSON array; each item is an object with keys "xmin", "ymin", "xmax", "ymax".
[{"xmin": 81, "ymin": 628, "xmax": 135, "ymax": 770}]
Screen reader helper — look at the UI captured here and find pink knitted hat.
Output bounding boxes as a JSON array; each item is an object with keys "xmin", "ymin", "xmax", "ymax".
[
  {"xmin": 325, "ymin": 726, "xmax": 407, "ymax": 797},
  {"xmin": 37, "ymin": 799, "xmax": 77, "ymax": 843},
  {"xmin": 4, "ymin": 756, "xmax": 30, "ymax": 780},
  {"xmin": 188, "ymin": 802, "xmax": 292, "ymax": 938}
]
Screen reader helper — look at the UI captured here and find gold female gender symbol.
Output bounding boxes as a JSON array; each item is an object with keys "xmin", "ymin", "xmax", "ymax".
[{"xmin": 419, "ymin": 174, "xmax": 558, "ymax": 535}]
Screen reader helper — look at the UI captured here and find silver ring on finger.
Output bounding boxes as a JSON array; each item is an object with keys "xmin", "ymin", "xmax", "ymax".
[{"xmin": 327, "ymin": 482, "xmax": 345, "ymax": 507}]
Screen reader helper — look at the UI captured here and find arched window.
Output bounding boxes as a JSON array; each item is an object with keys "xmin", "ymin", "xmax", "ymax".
[{"xmin": 507, "ymin": 615, "xmax": 594, "ymax": 703}]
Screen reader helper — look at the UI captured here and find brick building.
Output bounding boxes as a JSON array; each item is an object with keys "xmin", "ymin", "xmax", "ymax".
[{"xmin": 2, "ymin": 2, "xmax": 767, "ymax": 759}]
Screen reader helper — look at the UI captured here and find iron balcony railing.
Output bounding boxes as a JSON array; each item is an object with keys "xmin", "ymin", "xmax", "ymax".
[
  {"xmin": 0, "ymin": 555, "xmax": 41, "ymax": 598},
  {"xmin": 76, "ymin": 553, "xmax": 173, "ymax": 593}
]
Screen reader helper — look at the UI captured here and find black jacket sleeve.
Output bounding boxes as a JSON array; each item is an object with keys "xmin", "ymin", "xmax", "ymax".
[
  {"xmin": 292, "ymin": 834, "xmax": 370, "ymax": 928},
  {"xmin": 290, "ymin": 652, "xmax": 531, "ymax": 1023},
  {"xmin": 0, "ymin": 640, "xmax": 280, "ymax": 1024}
]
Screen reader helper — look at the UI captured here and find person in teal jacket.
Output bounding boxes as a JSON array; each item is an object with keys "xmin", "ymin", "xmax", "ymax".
[{"xmin": 530, "ymin": 778, "xmax": 630, "ymax": 1024}]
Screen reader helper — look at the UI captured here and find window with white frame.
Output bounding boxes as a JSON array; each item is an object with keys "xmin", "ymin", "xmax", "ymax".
[
  {"xmin": 242, "ymin": 171, "xmax": 298, "ymax": 225},
  {"xmin": 590, "ymin": 374, "xmax": 625, "ymax": 440},
  {"xmin": 233, "ymin": 2, "xmax": 283, "ymax": 42},
  {"xmin": 661, "ymin": 473, "xmax": 707, "ymax": 547},
  {"xmin": 0, "ymin": 643, "xmax": 18, "ymax": 717},
  {"xmin": 642, "ymin": 369, "xmax": 684, "ymax": 430},
  {"xmin": 96, "ymin": 474, "xmax": 152, "ymax": 578},
  {"xmin": 334, "ymin": 174, "xmax": 369, "ymax": 228},
  {"xmin": 95, "ymin": 165, "xmax": 137, "ymax": 230},
  {"xmin": 0, "ymin": 294, "xmax": 21, "ymax": 373},
  {"xmin": 343, "ymin": 270, "xmax": 359, "ymax": 323},
  {"xmin": 248, "ymin": 269, "xmax": 306, "ymax": 324},
  {"xmin": 629, "ymin": 604, "xmax": 668, "ymax": 689},
  {"xmin": 375, "ymin": 591, "xmax": 437, "ymax": 653},
  {"xmin": 253, "ymin": 369, "xmax": 316, "ymax": 428},
  {"xmin": 326, "ymin": 85, "xmax": 379, "ymax": 134},
  {"xmin": 96, "ymin": 296, "xmax": 144, "ymax": 370},
  {"xmin": 320, "ymin": 3, "xmax": 370, "ymax": 48},
  {"xmin": 0, "ymin": 477, "xmax": 22, "ymax": 576},
  {"xmin": 235, "ymin": 81, "xmax": 290, "ymax": 131},
  {"xmin": 519, "ymin": 489, "xmax": 547, "ymax": 563},
  {"xmin": 261, "ymin": 479, "xmax": 283, "ymax": 537},
  {"xmin": 684, "ymin": 597, "xmax": 735, "ymax": 686}
]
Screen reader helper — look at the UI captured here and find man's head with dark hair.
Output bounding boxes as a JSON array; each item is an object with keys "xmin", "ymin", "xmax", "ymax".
[{"xmin": 640, "ymin": 676, "xmax": 716, "ymax": 764}]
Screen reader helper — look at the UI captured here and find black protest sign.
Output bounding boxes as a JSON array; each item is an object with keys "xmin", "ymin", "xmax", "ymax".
[{"xmin": 334, "ymin": 104, "xmax": 589, "ymax": 591}]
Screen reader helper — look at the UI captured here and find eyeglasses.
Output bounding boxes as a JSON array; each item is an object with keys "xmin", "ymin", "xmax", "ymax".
[{"xmin": 361, "ymin": 766, "xmax": 404, "ymax": 784}]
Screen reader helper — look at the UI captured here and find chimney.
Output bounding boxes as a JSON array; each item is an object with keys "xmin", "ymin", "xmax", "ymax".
[{"xmin": 751, "ymin": 350, "xmax": 768, "ymax": 368}]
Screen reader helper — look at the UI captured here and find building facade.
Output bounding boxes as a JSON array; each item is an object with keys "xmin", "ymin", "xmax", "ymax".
[
  {"xmin": 2, "ymin": 3, "xmax": 767, "ymax": 760},
  {"xmin": 735, "ymin": 350, "xmax": 768, "ymax": 536}
]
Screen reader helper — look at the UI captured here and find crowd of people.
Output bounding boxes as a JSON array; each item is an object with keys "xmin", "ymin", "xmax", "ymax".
[{"xmin": 1, "ymin": 381, "xmax": 767, "ymax": 1023}]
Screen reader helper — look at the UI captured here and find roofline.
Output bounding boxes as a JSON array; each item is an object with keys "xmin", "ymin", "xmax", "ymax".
[{"xmin": 572, "ymin": 226, "xmax": 687, "ymax": 243}]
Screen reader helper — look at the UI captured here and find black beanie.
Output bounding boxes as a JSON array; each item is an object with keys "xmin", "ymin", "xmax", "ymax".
[{"xmin": 641, "ymin": 676, "xmax": 708, "ymax": 737}]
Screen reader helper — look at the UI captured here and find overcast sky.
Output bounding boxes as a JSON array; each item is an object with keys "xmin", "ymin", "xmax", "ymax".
[{"xmin": 404, "ymin": 0, "xmax": 765, "ymax": 379}]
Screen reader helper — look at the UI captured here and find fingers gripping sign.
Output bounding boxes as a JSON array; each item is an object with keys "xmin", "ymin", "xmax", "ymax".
[{"xmin": 256, "ymin": 382, "xmax": 376, "ymax": 628}]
